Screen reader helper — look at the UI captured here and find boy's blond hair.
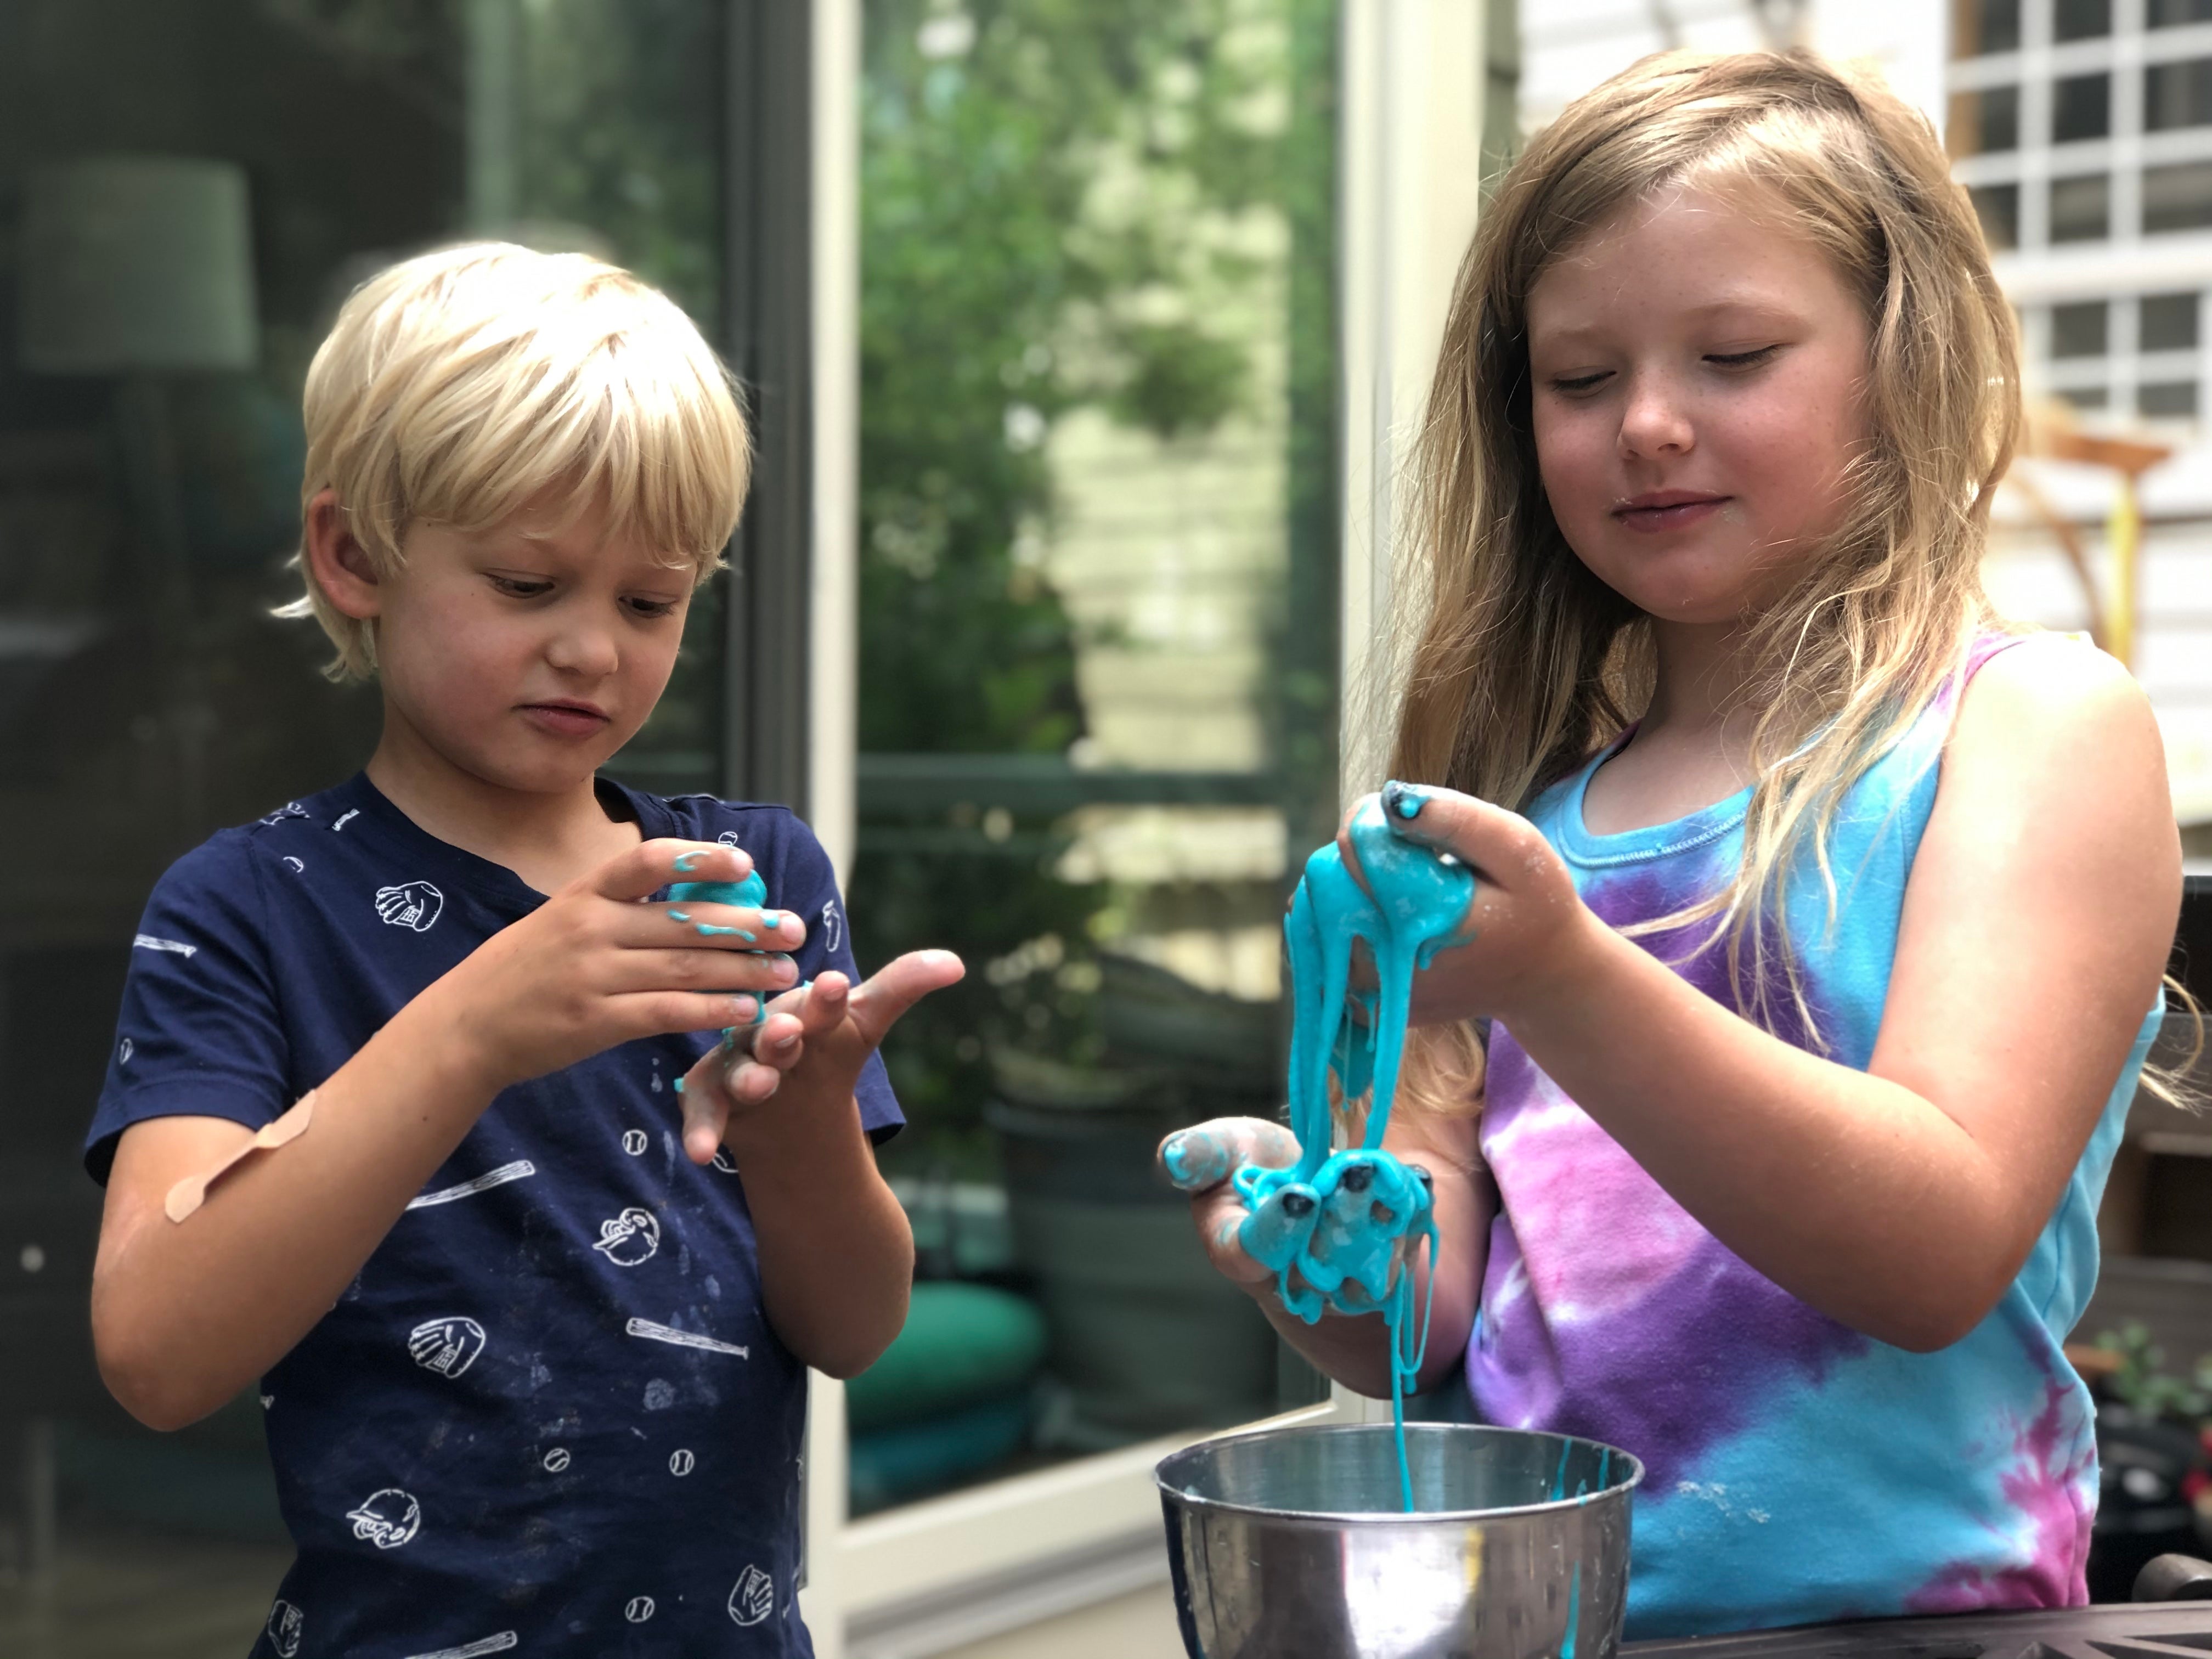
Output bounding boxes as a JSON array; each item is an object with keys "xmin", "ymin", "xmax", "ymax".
[{"xmin": 283, "ymin": 242, "xmax": 749, "ymax": 680}]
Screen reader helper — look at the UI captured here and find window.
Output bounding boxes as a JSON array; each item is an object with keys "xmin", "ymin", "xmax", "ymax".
[
  {"xmin": 0, "ymin": 0, "xmax": 730, "ymax": 1648},
  {"xmin": 2140, "ymin": 380, "xmax": 2200, "ymax": 416},
  {"xmin": 2053, "ymin": 73, "xmax": 2111, "ymax": 143},
  {"xmin": 2151, "ymin": 0, "xmax": 2212, "ymax": 25},
  {"xmin": 2146, "ymin": 59, "xmax": 2212, "ymax": 131},
  {"xmin": 2055, "ymin": 0, "xmax": 2113, "ymax": 41},
  {"xmin": 1950, "ymin": 84, "xmax": 2021, "ymax": 155},
  {"xmin": 2050, "ymin": 172, "xmax": 2112, "ymax": 241},
  {"xmin": 2053, "ymin": 301, "xmax": 2109, "ymax": 357},
  {"xmin": 2143, "ymin": 291, "xmax": 2201, "ymax": 351},
  {"xmin": 850, "ymin": 0, "xmax": 1340, "ymax": 1514},
  {"xmin": 1972, "ymin": 182, "xmax": 2021, "ymax": 250},
  {"xmin": 1953, "ymin": 0, "xmax": 2023, "ymax": 55},
  {"xmin": 2146, "ymin": 160, "xmax": 2212, "ymax": 232},
  {"xmin": 2060, "ymin": 386, "xmax": 2112, "ymax": 409}
]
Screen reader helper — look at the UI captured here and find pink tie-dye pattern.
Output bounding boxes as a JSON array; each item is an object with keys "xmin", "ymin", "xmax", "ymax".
[
  {"xmin": 1902, "ymin": 1379, "xmax": 2095, "ymax": 1613},
  {"xmin": 1483, "ymin": 1078, "xmax": 1709, "ymax": 1324}
]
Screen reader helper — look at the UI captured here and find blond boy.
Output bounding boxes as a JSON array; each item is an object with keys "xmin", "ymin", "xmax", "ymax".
[{"xmin": 86, "ymin": 244, "xmax": 957, "ymax": 1656}]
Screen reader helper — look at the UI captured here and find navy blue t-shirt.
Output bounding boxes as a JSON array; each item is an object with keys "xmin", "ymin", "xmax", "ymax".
[{"xmin": 87, "ymin": 772, "xmax": 900, "ymax": 1658}]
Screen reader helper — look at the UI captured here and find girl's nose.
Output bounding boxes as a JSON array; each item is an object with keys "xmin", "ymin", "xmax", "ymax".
[{"xmin": 1617, "ymin": 372, "xmax": 1695, "ymax": 460}]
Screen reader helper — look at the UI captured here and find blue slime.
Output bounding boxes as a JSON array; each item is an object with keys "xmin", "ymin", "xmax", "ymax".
[
  {"xmin": 669, "ymin": 870, "xmax": 775, "ymax": 1034},
  {"xmin": 1234, "ymin": 787, "xmax": 1474, "ymax": 1511}
]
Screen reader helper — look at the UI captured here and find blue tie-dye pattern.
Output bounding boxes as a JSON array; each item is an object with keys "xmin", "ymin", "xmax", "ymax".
[{"xmin": 1465, "ymin": 636, "xmax": 2158, "ymax": 1637}]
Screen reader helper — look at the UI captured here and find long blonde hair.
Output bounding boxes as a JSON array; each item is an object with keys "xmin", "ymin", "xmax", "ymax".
[{"xmin": 1391, "ymin": 51, "xmax": 2022, "ymax": 1104}]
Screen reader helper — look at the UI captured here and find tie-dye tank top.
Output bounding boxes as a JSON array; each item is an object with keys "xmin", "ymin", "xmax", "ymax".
[{"xmin": 1465, "ymin": 633, "xmax": 2160, "ymax": 1637}]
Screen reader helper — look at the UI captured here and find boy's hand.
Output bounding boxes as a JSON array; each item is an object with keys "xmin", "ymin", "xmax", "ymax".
[
  {"xmin": 676, "ymin": 951, "xmax": 964, "ymax": 1164},
  {"xmin": 428, "ymin": 839, "xmax": 806, "ymax": 1093}
]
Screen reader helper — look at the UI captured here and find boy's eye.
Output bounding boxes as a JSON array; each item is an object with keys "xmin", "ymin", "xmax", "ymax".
[
  {"xmin": 1707, "ymin": 345, "xmax": 1781, "ymax": 370},
  {"xmin": 490, "ymin": 575, "xmax": 554, "ymax": 599},
  {"xmin": 624, "ymin": 596, "xmax": 681, "ymax": 620}
]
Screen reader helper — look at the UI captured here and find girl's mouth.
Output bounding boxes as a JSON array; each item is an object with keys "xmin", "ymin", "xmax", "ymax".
[
  {"xmin": 520, "ymin": 701, "xmax": 611, "ymax": 738},
  {"xmin": 1613, "ymin": 491, "xmax": 1730, "ymax": 533}
]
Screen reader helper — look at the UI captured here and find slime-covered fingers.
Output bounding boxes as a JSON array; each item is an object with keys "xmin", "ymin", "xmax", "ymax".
[{"xmin": 1232, "ymin": 787, "xmax": 1474, "ymax": 1511}]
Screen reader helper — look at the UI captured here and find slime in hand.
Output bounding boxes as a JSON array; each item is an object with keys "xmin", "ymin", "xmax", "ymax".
[
  {"xmin": 1234, "ymin": 784, "xmax": 1474, "ymax": 1511},
  {"xmin": 668, "ymin": 867, "xmax": 779, "ymax": 1040}
]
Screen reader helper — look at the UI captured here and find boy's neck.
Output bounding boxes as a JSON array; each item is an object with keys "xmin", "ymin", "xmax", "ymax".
[{"xmin": 365, "ymin": 702, "xmax": 641, "ymax": 896}]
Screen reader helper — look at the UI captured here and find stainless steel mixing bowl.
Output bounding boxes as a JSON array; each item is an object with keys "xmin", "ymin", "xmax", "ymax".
[{"xmin": 1156, "ymin": 1423, "xmax": 1641, "ymax": 1659}]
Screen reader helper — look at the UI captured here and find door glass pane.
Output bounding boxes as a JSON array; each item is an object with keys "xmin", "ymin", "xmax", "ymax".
[
  {"xmin": 2050, "ymin": 172, "xmax": 2112, "ymax": 242},
  {"xmin": 850, "ymin": 0, "xmax": 1341, "ymax": 1513},
  {"xmin": 0, "ymin": 3, "xmax": 723, "ymax": 1649},
  {"xmin": 2052, "ymin": 72, "xmax": 2110, "ymax": 143}
]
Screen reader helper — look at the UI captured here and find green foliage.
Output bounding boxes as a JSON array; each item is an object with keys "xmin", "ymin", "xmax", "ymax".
[
  {"xmin": 2097, "ymin": 1320, "xmax": 2212, "ymax": 1422},
  {"xmin": 851, "ymin": 1, "xmax": 1336, "ymax": 1175}
]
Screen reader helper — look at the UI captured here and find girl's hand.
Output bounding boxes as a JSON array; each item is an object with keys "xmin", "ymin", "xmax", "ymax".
[
  {"xmin": 1157, "ymin": 1117, "xmax": 1302, "ymax": 1297},
  {"xmin": 1342, "ymin": 785, "xmax": 1596, "ymax": 1028},
  {"xmin": 427, "ymin": 839, "xmax": 801, "ymax": 1094}
]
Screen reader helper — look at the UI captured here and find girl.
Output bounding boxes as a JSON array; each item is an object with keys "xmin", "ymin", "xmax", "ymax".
[{"xmin": 1164, "ymin": 51, "xmax": 2184, "ymax": 1633}]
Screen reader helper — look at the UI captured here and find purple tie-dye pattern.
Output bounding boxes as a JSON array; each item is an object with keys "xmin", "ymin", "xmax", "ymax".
[
  {"xmin": 1474, "ymin": 861, "xmax": 1869, "ymax": 1496},
  {"xmin": 1465, "ymin": 634, "xmax": 2137, "ymax": 1632}
]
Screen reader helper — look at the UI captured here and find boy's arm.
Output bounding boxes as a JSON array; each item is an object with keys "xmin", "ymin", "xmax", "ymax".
[
  {"xmin": 93, "ymin": 840, "xmax": 783, "ymax": 1431},
  {"xmin": 678, "ymin": 955, "xmax": 963, "ymax": 1379}
]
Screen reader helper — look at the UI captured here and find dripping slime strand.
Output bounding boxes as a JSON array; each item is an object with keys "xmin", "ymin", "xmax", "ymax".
[{"xmin": 1234, "ymin": 785, "xmax": 1474, "ymax": 1513}]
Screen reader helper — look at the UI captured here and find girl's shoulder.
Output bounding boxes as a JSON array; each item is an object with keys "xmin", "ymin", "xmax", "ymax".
[{"xmin": 1953, "ymin": 629, "xmax": 2151, "ymax": 754}]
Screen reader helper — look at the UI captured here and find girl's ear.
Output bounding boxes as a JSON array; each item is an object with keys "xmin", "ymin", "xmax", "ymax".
[{"xmin": 303, "ymin": 487, "xmax": 383, "ymax": 620}]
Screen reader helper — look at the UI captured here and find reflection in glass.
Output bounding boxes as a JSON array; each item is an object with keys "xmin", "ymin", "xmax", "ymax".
[
  {"xmin": 2143, "ymin": 292, "xmax": 2201, "ymax": 352},
  {"xmin": 2146, "ymin": 58, "xmax": 2212, "ymax": 134},
  {"xmin": 1952, "ymin": 0, "xmax": 2023, "ymax": 57},
  {"xmin": 2055, "ymin": 0, "xmax": 2113, "ymax": 42},
  {"xmin": 0, "ymin": 2, "xmax": 722, "ymax": 1648},
  {"xmin": 1949, "ymin": 84, "xmax": 2020, "ymax": 156},
  {"xmin": 2052, "ymin": 73, "xmax": 2111, "ymax": 144},
  {"xmin": 1971, "ymin": 182, "xmax": 2021, "ymax": 251},
  {"xmin": 2052, "ymin": 301, "xmax": 2109, "ymax": 359},
  {"xmin": 2146, "ymin": 161, "xmax": 2212, "ymax": 233},
  {"xmin": 2140, "ymin": 380, "xmax": 2199, "ymax": 418},
  {"xmin": 2050, "ymin": 172, "xmax": 2112, "ymax": 242},
  {"xmin": 849, "ymin": 0, "xmax": 1340, "ymax": 1510}
]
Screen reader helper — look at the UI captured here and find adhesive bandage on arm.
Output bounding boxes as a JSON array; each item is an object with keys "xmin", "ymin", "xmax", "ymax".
[{"xmin": 163, "ymin": 1092, "xmax": 319, "ymax": 1223}]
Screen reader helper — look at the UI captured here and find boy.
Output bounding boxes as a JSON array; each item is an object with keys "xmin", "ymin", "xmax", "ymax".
[{"xmin": 85, "ymin": 244, "xmax": 959, "ymax": 1656}]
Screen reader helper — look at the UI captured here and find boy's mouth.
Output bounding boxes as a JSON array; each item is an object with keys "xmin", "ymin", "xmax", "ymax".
[
  {"xmin": 1613, "ymin": 490, "xmax": 1730, "ymax": 533},
  {"xmin": 520, "ymin": 699, "xmax": 612, "ymax": 737}
]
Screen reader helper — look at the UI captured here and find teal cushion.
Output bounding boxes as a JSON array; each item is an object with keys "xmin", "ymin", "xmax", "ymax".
[
  {"xmin": 846, "ymin": 1282, "xmax": 1047, "ymax": 1434},
  {"xmin": 848, "ymin": 1390, "xmax": 1032, "ymax": 1514}
]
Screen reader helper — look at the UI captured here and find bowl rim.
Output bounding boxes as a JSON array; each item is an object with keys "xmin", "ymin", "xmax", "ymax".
[{"xmin": 1153, "ymin": 1421, "xmax": 1644, "ymax": 1525}]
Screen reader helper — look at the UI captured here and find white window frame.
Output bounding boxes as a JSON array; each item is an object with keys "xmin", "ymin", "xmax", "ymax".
[{"xmin": 795, "ymin": 4, "xmax": 1490, "ymax": 1652}]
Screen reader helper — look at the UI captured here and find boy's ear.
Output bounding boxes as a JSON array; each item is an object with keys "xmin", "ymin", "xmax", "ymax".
[{"xmin": 303, "ymin": 487, "xmax": 383, "ymax": 620}]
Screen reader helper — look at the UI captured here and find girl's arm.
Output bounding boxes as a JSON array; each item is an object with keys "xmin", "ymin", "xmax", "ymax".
[
  {"xmin": 1389, "ymin": 642, "xmax": 2179, "ymax": 1352},
  {"xmin": 1161, "ymin": 1103, "xmax": 1491, "ymax": 1397},
  {"xmin": 93, "ymin": 842, "xmax": 787, "ymax": 1430}
]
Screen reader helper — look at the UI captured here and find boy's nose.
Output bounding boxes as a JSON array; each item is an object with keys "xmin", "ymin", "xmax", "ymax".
[{"xmin": 545, "ymin": 624, "xmax": 620, "ymax": 678}]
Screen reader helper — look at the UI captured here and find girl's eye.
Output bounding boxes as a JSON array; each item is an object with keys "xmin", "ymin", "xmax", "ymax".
[
  {"xmin": 1549, "ymin": 370, "xmax": 1611, "ymax": 395},
  {"xmin": 490, "ymin": 575, "xmax": 554, "ymax": 599},
  {"xmin": 1708, "ymin": 345, "xmax": 1781, "ymax": 370}
]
